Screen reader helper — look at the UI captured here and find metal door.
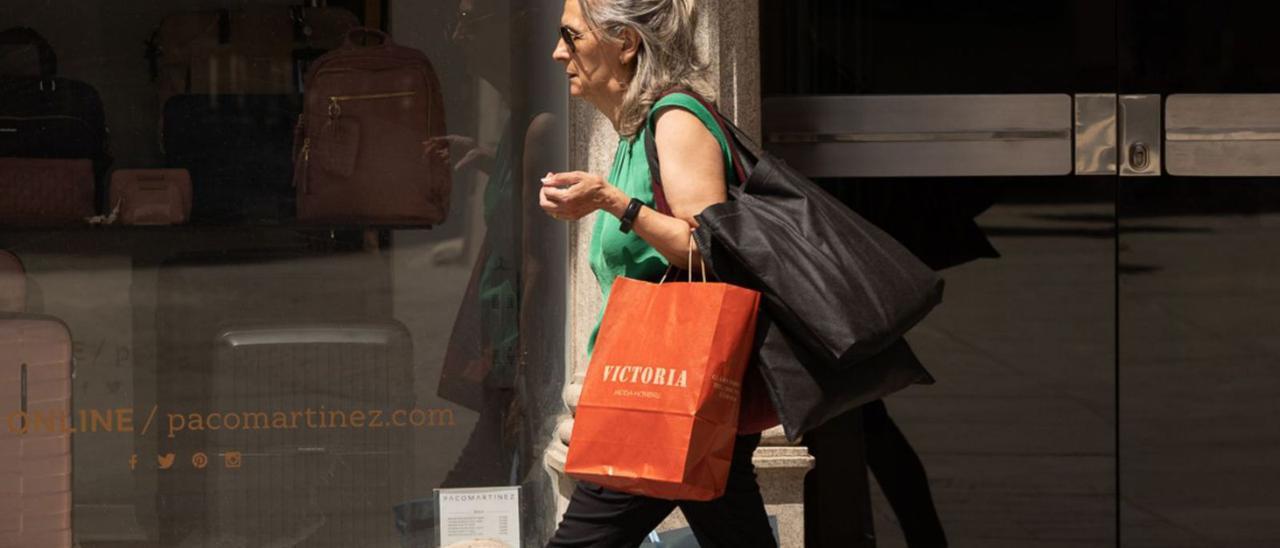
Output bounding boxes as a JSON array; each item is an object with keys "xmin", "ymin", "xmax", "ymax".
[{"xmin": 762, "ymin": 2, "xmax": 1280, "ymax": 546}]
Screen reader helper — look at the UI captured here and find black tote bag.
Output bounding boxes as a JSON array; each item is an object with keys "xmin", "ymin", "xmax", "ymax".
[
  {"xmin": 752, "ymin": 311, "xmax": 932, "ymax": 441},
  {"xmin": 644, "ymin": 92, "xmax": 944, "ymax": 372},
  {"xmin": 643, "ymin": 91, "xmax": 942, "ymax": 438}
]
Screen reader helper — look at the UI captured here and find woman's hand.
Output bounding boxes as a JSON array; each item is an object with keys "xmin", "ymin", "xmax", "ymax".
[
  {"xmin": 540, "ymin": 171, "xmax": 626, "ymax": 221},
  {"xmin": 423, "ymin": 135, "xmax": 496, "ymax": 174}
]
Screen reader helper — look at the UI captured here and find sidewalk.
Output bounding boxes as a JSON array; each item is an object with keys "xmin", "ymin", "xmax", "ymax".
[
  {"xmin": 873, "ymin": 203, "xmax": 1116, "ymax": 547},
  {"xmin": 871, "ymin": 204, "xmax": 1280, "ymax": 547}
]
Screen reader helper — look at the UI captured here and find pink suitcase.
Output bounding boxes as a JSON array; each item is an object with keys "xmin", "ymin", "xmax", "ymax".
[
  {"xmin": 108, "ymin": 169, "xmax": 192, "ymax": 225},
  {"xmin": 0, "ymin": 314, "xmax": 73, "ymax": 548},
  {"xmin": 0, "ymin": 251, "xmax": 23, "ymax": 312}
]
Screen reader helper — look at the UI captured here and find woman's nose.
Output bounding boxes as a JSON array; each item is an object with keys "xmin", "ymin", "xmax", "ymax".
[{"xmin": 552, "ymin": 38, "xmax": 570, "ymax": 62}]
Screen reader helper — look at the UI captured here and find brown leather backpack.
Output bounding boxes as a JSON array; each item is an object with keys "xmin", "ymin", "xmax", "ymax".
[{"xmin": 293, "ymin": 28, "xmax": 450, "ymax": 225}]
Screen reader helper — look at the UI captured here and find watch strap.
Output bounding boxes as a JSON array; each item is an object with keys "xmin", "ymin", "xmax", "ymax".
[{"xmin": 618, "ymin": 197, "xmax": 644, "ymax": 233}]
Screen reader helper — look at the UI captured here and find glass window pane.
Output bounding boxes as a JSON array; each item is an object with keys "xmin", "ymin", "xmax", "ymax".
[
  {"xmin": 762, "ymin": 2, "xmax": 1118, "ymax": 546},
  {"xmin": 1, "ymin": 1, "xmax": 567, "ymax": 545}
]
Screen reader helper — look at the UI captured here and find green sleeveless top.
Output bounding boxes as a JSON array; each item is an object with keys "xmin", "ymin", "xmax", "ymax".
[{"xmin": 586, "ymin": 93, "xmax": 736, "ymax": 354}]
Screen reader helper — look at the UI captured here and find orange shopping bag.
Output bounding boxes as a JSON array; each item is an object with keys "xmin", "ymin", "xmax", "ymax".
[{"xmin": 565, "ymin": 246, "xmax": 761, "ymax": 501}]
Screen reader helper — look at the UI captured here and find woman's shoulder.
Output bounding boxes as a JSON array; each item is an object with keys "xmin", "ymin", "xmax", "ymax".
[
  {"xmin": 650, "ymin": 91, "xmax": 715, "ymax": 119},
  {"xmin": 652, "ymin": 90, "xmax": 704, "ymax": 107},
  {"xmin": 647, "ymin": 92, "xmax": 723, "ymax": 139}
]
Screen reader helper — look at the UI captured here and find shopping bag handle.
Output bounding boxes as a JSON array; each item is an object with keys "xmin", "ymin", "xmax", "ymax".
[{"xmin": 659, "ymin": 229, "xmax": 707, "ymax": 284}]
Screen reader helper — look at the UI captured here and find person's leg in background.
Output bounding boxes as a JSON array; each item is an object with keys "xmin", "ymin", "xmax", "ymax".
[
  {"xmin": 864, "ymin": 399, "xmax": 948, "ymax": 547},
  {"xmin": 804, "ymin": 407, "xmax": 876, "ymax": 548},
  {"xmin": 679, "ymin": 433, "xmax": 778, "ymax": 548}
]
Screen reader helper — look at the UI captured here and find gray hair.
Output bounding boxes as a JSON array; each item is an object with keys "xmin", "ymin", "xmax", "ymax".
[{"xmin": 578, "ymin": 0, "xmax": 714, "ymax": 137}]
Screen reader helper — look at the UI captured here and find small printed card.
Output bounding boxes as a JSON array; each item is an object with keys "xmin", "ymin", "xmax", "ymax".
[{"xmin": 435, "ymin": 486, "xmax": 521, "ymax": 548}]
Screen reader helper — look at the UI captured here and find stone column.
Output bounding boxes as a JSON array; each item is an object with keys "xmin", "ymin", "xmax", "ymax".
[{"xmin": 542, "ymin": 1, "xmax": 813, "ymax": 545}]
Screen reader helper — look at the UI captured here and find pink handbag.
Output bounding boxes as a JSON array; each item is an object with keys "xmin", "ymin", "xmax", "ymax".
[{"xmin": 108, "ymin": 169, "xmax": 192, "ymax": 225}]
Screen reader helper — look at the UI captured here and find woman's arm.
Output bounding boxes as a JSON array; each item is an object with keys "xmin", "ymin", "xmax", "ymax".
[
  {"xmin": 540, "ymin": 108, "xmax": 726, "ymax": 270},
  {"xmin": 423, "ymin": 135, "xmax": 496, "ymax": 174},
  {"xmin": 520, "ymin": 112, "xmax": 562, "ymax": 306}
]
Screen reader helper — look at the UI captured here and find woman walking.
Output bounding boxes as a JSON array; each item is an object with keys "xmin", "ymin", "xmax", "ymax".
[{"xmin": 540, "ymin": 0, "xmax": 778, "ymax": 546}]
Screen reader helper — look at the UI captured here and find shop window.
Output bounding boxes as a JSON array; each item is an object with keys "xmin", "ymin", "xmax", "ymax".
[{"xmin": 1, "ymin": 1, "xmax": 567, "ymax": 546}]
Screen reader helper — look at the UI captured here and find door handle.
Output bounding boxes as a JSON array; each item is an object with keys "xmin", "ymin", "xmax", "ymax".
[
  {"xmin": 20, "ymin": 363, "xmax": 27, "ymax": 431},
  {"xmin": 1165, "ymin": 94, "xmax": 1280, "ymax": 176}
]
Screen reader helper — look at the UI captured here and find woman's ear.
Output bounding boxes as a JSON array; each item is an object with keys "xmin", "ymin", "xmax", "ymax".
[{"xmin": 618, "ymin": 27, "xmax": 641, "ymax": 66}]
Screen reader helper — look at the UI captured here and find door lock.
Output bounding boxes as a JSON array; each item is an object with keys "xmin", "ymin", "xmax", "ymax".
[
  {"xmin": 1120, "ymin": 95, "xmax": 1161, "ymax": 176},
  {"xmin": 1129, "ymin": 142, "xmax": 1150, "ymax": 170}
]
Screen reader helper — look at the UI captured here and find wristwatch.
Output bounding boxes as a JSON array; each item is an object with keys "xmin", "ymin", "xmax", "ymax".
[{"xmin": 618, "ymin": 197, "xmax": 644, "ymax": 233}]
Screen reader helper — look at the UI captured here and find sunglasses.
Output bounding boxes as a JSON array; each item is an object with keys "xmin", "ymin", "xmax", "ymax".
[
  {"xmin": 559, "ymin": 26, "xmax": 582, "ymax": 54},
  {"xmin": 559, "ymin": 25, "xmax": 604, "ymax": 54}
]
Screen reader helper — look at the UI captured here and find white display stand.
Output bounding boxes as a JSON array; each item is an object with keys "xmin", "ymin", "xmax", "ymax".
[{"xmin": 434, "ymin": 486, "xmax": 521, "ymax": 548}]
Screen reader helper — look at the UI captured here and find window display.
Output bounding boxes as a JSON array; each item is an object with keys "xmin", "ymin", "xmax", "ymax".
[{"xmin": 1, "ymin": 0, "xmax": 568, "ymax": 546}]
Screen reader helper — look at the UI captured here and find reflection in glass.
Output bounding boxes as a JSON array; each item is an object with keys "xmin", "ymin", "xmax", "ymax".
[{"xmin": 0, "ymin": 0, "xmax": 566, "ymax": 546}]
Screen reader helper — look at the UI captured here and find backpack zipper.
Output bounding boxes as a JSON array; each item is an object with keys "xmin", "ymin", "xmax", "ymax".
[
  {"xmin": 294, "ymin": 137, "xmax": 311, "ymax": 193},
  {"xmin": 293, "ymin": 112, "xmax": 310, "ymax": 192},
  {"xmin": 327, "ymin": 91, "xmax": 418, "ymax": 118},
  {"xmin": 0, "ymin": 114, "xmax": 95, "ymax": 131}
]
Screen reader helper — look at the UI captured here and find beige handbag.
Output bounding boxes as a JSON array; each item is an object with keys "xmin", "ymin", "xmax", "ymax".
[{"xmin": 107, "ymin": 169, "xmax": 192, "ymax": 225}]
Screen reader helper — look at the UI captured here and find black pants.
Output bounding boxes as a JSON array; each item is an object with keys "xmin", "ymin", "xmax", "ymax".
[
  {"xmin": 802, "ymin": 401, "xmax": 947, "ymax": 548},
  {"xmin": 547, "ymin": 433, "xmax": 777, "ymax": 548}
]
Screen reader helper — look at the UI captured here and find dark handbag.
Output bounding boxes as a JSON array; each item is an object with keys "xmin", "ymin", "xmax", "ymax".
[
  {"xmin": 644, "ymin": 92, "xmax": 944, "ymax": 371},
  {"xmin": 0, "ymin": 76, "xmax": 111, "ymax": 180},
  {"xmin": 721, "ymin": 260, "xmax": 934, "ymax": 441},
  {"xmin": 644, "ymin": 91, "xmax": 941, "ymax": 439},
  {"xmin": 757, "ymin": 319, "xmax": 932, "ymax": 441},
  {"xmin": 0, "ymin": 27, "xmax": 57, "ymax": 77},
  {"xmin": 0, "ymin": 76, "xmax": 108, "ymax": 159},
  {"xmin": 1, "ymin": 30, "xmax": 111, "ymax": 210},
  {"xmin": 162, "ymin": 94, "xmax": 300, "ymax": 222}
]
